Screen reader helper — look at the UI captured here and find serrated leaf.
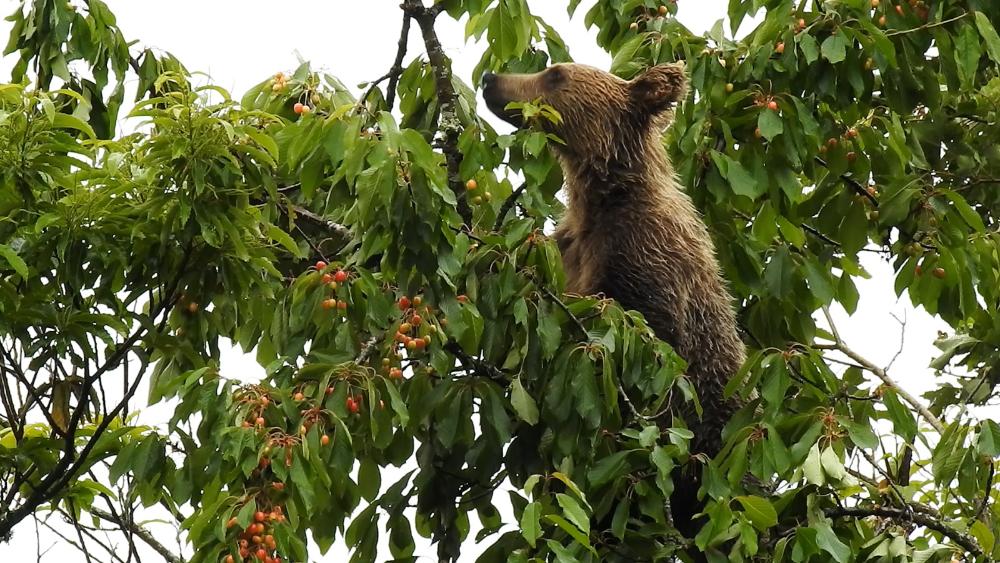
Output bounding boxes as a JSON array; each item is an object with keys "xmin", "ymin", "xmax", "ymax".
[{"xmin": 556, "ymin": 493, "xmax": 590, "ymax": 536}]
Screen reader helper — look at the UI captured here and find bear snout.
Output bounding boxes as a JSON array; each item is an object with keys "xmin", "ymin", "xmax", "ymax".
[{"xmin": 481, "ymin": 74, "xmax": 524, "ymax": 128}]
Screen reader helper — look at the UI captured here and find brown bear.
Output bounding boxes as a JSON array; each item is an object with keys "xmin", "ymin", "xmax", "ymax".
[{"xmin": 483, "ymin": 63, "xmax": 746, "ymax": 541}]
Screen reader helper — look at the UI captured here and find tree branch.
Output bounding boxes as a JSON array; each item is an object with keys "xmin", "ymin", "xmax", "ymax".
[
  {"xmin": 360, "ymin": 13, "xmax": 411, "ymax": 110},
  {"xmin": 89, "ymin": 507, "xmax": 182, "ymax": 563},
  {"xmin": 494, "ymin": 182, "xmax": 527, "ymax": 231},
  {"xmin": 818, "ymin": 307, "xmax": 945, "ymax": 433},
  {"xmin": 824, "ymin": 506, "xmax": 982, "ymax": 556},
  {"xmin": 401, "ymin": 0, "xmax": 473, "ymax": 225},
  {"xmin": 814, "ymin": 156, "xmax": 879, "ymax": 207}
]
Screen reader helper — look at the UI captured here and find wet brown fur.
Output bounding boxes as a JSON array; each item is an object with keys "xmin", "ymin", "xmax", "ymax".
[{"xmin": 484, "ymin": 63, "xmax": 746, "ymax": 539}]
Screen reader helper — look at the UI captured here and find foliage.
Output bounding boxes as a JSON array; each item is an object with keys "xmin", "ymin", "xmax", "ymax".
[{"xmin": 1, "ymin": 0, "xmax": 1000, "ymax": 562}]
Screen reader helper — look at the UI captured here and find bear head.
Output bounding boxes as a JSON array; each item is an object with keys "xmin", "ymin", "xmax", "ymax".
[{"xmin": 482, "ymin": 63, "xmax": 687, "ymax": 176}]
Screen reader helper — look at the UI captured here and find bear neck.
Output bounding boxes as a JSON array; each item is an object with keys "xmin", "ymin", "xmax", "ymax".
[{"xmin": 557, "ymin": 126, "xmax": 677, "ymax": 214}]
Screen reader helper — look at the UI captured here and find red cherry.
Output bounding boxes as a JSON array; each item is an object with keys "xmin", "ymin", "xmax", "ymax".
[
  {"xmin": 294, "ymin": 392, "xmax": 305, "ymax": 402},
  {"xmin": 398, "ymin": 296, "xmax": 411, "ymax": 310},
  {"xmin": 315, "ymin": 260, "xmax": 327, "ymax": 271},
  {"xmin": 254, "ymin": 511, "xmax": 266, "ymax": 523},
  {"xmin": 256, "ymin": 549, "xmax": 268, "ymax": 561},
  {"xmin": 321, "ymin": 434, "xmax": 330, "ymax": 446},
  {"xmin": 767, "ymin": 100, "xmax": 778, "ymax": 111},
  {"xmin": 337, "ymin": 300, "xmax": 348, "ymax": 310},
  {"xmin": 293, "ymin": 102, "xmax": 305, "ymax": 114},
  {"xmin": 347, "ymin": 397, "xmax": 360, "ymax": 414},
  {"xmin": 255, "ymin": 416, "xmax": 265, "ymax": 427},
  {"xmin": 322, "ymin": 298, "xmax": 336, "ymax": 310},
  {"xmin": 334, "ymin": 270, "xmax": 348, "ymax": 283},
  {"xmin": 411, "ymin": 314, "xmax": 422, "ymax": 325}
]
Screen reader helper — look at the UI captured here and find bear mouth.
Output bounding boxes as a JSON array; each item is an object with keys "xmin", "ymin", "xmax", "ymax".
[{"xmin": 482, "ymin": 88, "xmax": 525, "ymax": 128}]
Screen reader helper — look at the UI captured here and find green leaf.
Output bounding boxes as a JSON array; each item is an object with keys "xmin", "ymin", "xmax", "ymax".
[
  {"xmin": 0, "ymin": 245, "xmax": 29, "ymax": 279},
  {"xmin": 978, "ymin": 420, "xmax": 1000, "ymax": 456},
  {"xmin": 520, "ymin": 501, "xmax": 541, "ymax": 547},
  {"xmin": 758, "ymin": 109, "xmax": 783, "ymax": 140},
  {"xmin": 798, "ymin": 33, "xmax": 819, "ymax": 64},
  {"xmin": 975, "ymin": 12, "xmax": 1000, "ymax": 63},
  {"xmin": 955, "ymin": 23, "xmax": 983, "ymax": 90},
  {"xmin": 814, "ymin": 521, "xmax": 851, "ymax": 562},
  {"xmin": 267, "ymin": 225, "xmax": 305, "ymax": 258},
  {"xmin": 587, "ymin": 450, "xmax": 633, "ymax": 487},
  {"xmin": 803, "ymin": 444, "xmax": 825, "ymax": 485},
  {"xmin": 546, "ymin": 514, "xmax": 596, "ymax": 553},
  {"xmin": 556, "ymin": 493, "xmax": 590, "ymax": 536},
  {"xmin": 51, "ymin": 113, "xmax": 96, "ymax": 138},
  {"xmin": 970, "ymin": 520, "xmax": 995, "ymax": 555},
  {"xmin": 711, "ymin": 152, "xmax": 761, "ymax": 199},
  {"xmin": 511, "ymin": 377, "xmax": 539, "ymax": 425},
  {"xmin": 821, "ymin": 32, "xmax": 847, "ymax": 64},
  {"xmin": 735, "ymin": 495, "xmax": 777, "ymax": 530}
]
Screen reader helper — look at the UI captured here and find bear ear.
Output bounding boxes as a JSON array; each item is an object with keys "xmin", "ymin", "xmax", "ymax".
[{"xmin": 630, "ymin": 62, "xmax": 688, "ymax": 114}]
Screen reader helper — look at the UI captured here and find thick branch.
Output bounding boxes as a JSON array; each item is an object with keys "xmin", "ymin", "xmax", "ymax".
[
  {"xmin": 825, "ymin": 506, "xmax": 982, "ymax": 556},
  {"xmin": 288, "ymin": 204, "xmax": 352, "ymax": 242},
  {"xmin": 90, "ymin": 507, "xmax": 181, "ymax": 563},
  {"xmin": 402, "ymin": 0, "xmax": 473, "ymax": 225}
]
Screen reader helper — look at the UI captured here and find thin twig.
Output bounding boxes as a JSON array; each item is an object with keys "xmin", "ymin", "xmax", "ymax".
[
  {"xmin": 493, "ymin": 182, "xmax": 528, "ymax": 231},
  {"xmin": 885, "ymin": 12, "xmax": 969, "ymax": 37},
  {"xmin": 814, "ymin": 156, "xmax": 879, "ymax": 207},
  {"xmin": 89, "ymin": 507, "xmax": 182, "ymax": 563},
  {"xmin": 885, "ymin": 311, "xmax": 907, "ymax": 372},
  {"xmin": 819, "ymin": 306, "xmax": 945, "ymax": 433},
  {"xmin": 360, "ymin": 14, "xmax": 411, "ymax": 110}
]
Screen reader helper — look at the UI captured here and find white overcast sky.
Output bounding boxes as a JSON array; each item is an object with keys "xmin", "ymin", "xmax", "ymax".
[{"xmin": 0, "ymin": 0, "xmax": 974, "ymax": 561}]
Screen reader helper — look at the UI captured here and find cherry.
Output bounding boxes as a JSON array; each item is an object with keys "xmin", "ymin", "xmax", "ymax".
[
  {"xmin": 315, "ymin": 260, "xmax": 327, "ymax": 271},
  {"xmin": 398, "ymin": 296, "xmax": 411, "ymax": 310},
  {"xmin": 775, "ymin": 41, "xmax": 785, "ymax": 54},
  {"xmin": 293, "ymin": 102, "xmax": 305, "ymax": 114},
  {"xmin": 767, "ymin": 100, "xmax": 778, "ymax": 111},
  {"xmin": 294, "ymin": 392, "xmax": 305, "ymax": 402},
  {"xmin": 321, "ymin": 434, "xmax": 330, "ymax": 446},
  {"xmin": 334, "ymin": 270, "xmax": 348, "ymax": 283}
]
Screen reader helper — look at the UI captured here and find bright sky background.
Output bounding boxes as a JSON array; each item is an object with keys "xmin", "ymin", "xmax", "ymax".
[{"xmin": 0, "ymin": 0, "xmax": 970, "ymax": 561}]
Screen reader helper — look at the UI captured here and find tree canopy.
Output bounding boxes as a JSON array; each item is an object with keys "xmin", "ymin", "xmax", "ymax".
[{"xmin": 1, "ymin": 0, "xmax": 1000, "ymax": 561}]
